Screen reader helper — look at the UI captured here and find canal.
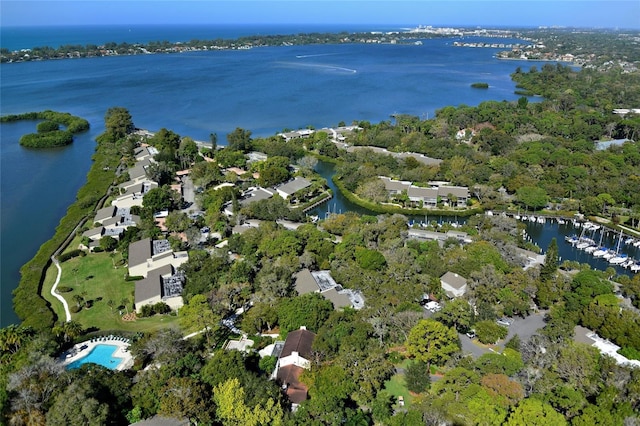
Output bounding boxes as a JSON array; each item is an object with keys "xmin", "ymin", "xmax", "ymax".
[{"xmin": 309, "ymin": 160, "xmax": 639, "ymax": 277}]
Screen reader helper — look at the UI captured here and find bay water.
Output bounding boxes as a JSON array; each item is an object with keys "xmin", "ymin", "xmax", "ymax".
[{"xmin": 1, "ymin": 24, "xmax": 542, "ymax": 326}]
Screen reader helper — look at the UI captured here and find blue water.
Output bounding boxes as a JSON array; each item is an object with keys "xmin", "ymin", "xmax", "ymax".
[
  {"xmin": 66, "ymin": 344, "xmax": 124, "ymax": 370},
  {"xmin": 1, "ymin": 24, "xmax": 408, "ymax": 51},
  {"xmin": 0, "ymin": 25, "xmax": 536, "ymax": 326}
]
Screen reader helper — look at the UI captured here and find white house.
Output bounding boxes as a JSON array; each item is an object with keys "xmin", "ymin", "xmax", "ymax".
[{"xmin": 440, "ymin": 271, "xmax": 468, "ymax": 298}]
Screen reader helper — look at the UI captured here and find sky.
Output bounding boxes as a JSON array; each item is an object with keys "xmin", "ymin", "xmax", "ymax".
[{"xmin": 1, "ymin": 0, "xmax": 639, "ymax": 29}]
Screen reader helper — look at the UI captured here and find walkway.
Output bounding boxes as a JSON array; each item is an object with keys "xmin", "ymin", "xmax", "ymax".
[{"xmin": 50, "ymin": 256, "xmax": 71, "ymax": 322}]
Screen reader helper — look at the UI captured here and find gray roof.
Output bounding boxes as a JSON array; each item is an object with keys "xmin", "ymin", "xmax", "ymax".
[
  {"xmin": 321, "ymin": 288, "xmax": 352, "ymax": 310},
  {"xmin": 437, "ymin": 185, "xmax": 469, "ymax": 199},
  {"xmin": 440, "ymin": 271, "xmax": 467, "ymax": 290},
  {"xmin": 407, "ymin": 186, "xmax": 438, "ymax": 199},
  {"xmin": 396, "ymin": 152, "xmax": 442, "ymax": 166},
  {"xmin": 101, "ymin": 215, "xmax": 122, "ymax": 227},
  {"xmin": 276, "ymin": 177, "xmax": 312, "ymax": 196},
  {"xmin": 129, "ymin": 164, "xmax": 148, "ymax": 181},
  {"xmin": 129, "ymin": 238, "xmax": 152, "ymax": 268},
  {"xmin": 239, "ymin": 187, "xmax": 274, "ymax": 206},
  {"xmin": 574, "ymin": 325, "xmax": 596, "ymax": 345},
  {"xmin": 379, "ymin": 177, "xmax": 410, "ymax": 192},
  {"xmin": 82, "ymin": 227, "xmax": 104, "ymax": 238},
  {"xmin": 294, "ymin": 269, "xmax": 319, "ymax": 295},
  {"xmin": 135, "ymin": 264, "xmax": 174, "ymax": 306},
  {"xmin": 94, "ymin": 206, "xmax": 117, "ymax": 223}
]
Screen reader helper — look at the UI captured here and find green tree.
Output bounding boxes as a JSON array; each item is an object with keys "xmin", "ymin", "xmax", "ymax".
[
  {"xmin": 277, "ymin": 293, "xmax": 333, "ymax": 334},
  {"xmin": 405, "ymin": 360, "xmax": 431, "ymax": 393},
  {"xmin": 474, "ymin": 320, "xmax": 509, "ymax": 344},
  {"xmin": 434, "ymin": 298, "xmax": 475, "ymax": 333},
  {"xmin": 99, "ymin": 235, "xmax": 118, "ymax": 252},
  {"xmin": 516, "ymin": 186, "xmax": 548, "ymax": 210},
  {"xmin": 157, "ymin": 377, "xmax": 212, "ymax": 425},
  {"xmin": 179, "ymin": 294, "xmax": 220, "ymax": 347},
  {"xmin": 406, "ymin": 319, "xmax": 459, "ymax": 373},
  {"xmin": 104, "ymin": 107, "xmax": 134, "ymax": 140},
  {"xmin": 212, "ymin": 377, "xmax": 283, "ymax": 426},
  {"xmin": 226, "ymin": 127, "xmax": 252, "ymax": 152},
  {"xmin": 505, "ymin": 398, "xmax": 567, "ymax": 426},
  {"xmin": 540, "ymin": 238, "xmax": 559, "ymax": 281},
  {"xmin": 257, "ymin": 156, "xmax": 291, "ymax": 187},
  {"xmin": 46, "ymin": 381, "xmax": 110, "ymax": 426}
]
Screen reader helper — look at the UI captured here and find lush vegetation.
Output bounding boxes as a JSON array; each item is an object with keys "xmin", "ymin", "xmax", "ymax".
[
  {"xmin": 4, "ymin": 29, "xmax": 640, "ymax": 425},
  {"xmin": 1, "ymin": 110, "xmax": 89, "ymax": 148},
  {"xmin": 471, "ymin": 82, "xmax": 489, "ymax": 89},
  {"xmin": 11, "ymin": 108, "xmax": 127, "ymax": 330}
]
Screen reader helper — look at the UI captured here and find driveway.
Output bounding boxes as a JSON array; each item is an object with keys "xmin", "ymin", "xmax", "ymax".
[
  {"xmin": 496, "ymin": 311, "xmax": 547, "ymax": 349},
  {"xmin": 181, "ymin": 176, "xmax": 196, "ymax": 211}
]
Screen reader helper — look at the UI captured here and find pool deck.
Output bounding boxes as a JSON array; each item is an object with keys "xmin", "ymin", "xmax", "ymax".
[{"xmin": 60, "ymin": 336, "xmax": 134, "ymax": 371}]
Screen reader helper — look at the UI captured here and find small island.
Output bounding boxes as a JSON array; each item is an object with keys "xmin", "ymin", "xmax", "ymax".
[
  {"xmin": 1, "ymin": 110, "xmax": 90, "ymax": 148},
  {"xmin": 470, "ymin": 82, "xmax": 489, "ymax": 89}
]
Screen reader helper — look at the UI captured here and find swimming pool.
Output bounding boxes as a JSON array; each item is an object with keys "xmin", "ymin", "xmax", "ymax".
[{"xmin": 66, "ymin": 344, "xmax": 124, "ymax": 370}]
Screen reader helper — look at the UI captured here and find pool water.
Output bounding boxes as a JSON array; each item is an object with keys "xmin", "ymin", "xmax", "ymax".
[{"xmin": 66, "ymin": 344, "xmax": 124, "ymax": 370}]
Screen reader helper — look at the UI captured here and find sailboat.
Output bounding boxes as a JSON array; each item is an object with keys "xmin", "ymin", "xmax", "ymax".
[{"xmin": 608, "ymin": 230, "xmax": 628, "ymax": 264}]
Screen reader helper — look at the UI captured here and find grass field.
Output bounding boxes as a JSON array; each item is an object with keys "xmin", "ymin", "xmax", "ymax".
[
  {"xmin": 42, "ymin": 239, "xmax": 180, "ymax": 333},
  {"xmin": 383, "ymin": 373, "xmax": 413, "ymax": 408}
]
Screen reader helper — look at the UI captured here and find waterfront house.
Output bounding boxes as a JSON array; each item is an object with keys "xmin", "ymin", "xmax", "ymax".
[
  {"xmin": 128, "ymin": 238, "xmax": 189, "ymax": 278},
  {"xmin": 379, "ymin": 176, "xmax": 411, "ymax": 196},
  {"xmin": 134, "ymin": 264, "xmax": 185, "ymax": 313},
  {"xmin": 407, "ymin": 186, "xmax": 439, "ymax": 207},
  {"xmin": 440, "ymin": 271, "xmax": 468, "ymax": 298},
  {"xmin": 275, "ymin": 177, "xmax": 312, "ymax": 200}
]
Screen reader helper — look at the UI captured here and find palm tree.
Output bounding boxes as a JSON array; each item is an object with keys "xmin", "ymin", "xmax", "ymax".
[
  {"xmin": 62, "ymin": 321, "xmax": 83, "ymax": 343},
  {"xmin": 121, "ymin": 297, "xmax": 130, "ymax": 315}
]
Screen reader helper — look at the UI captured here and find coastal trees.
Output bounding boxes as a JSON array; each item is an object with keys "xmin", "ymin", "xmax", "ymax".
[
  {"xmin": 406, "ymin": 319, "xmax": 459, "ymax": 373},
  {"xmin": 104, "ymin": 107, "xmax": 134, "ymax": 140},
  {"xmin": 226, "ymin": 127, "xmax": 252, "ymax": 152}
]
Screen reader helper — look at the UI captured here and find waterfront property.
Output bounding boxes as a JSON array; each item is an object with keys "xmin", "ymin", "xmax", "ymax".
[
  {"xmin": 134, "ymin": 264, "xmax": 185, "ymax": 313},
  {"xmin": 128, "ymin": 238, "xmax": 189, "ymax": 278},
  {"xmin": 275, "ymin": 177, "xmax": 312, "ymax": 200},
  {"xmin": 379, "ymin": 176, "xmax": 470, "ymax": 208}
]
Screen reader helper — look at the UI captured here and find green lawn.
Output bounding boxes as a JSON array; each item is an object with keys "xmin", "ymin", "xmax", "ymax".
[
  {"xmin": 43, "ymin": 242, "xmax": 180, "ymax": 333},
  {"xmin": 383, "ymin": 373, "xmax": 413, "ymax": 408}
]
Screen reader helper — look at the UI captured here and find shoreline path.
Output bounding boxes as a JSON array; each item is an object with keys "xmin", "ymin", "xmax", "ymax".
[{"xmin": 50, "ymin": 256, "xmax": 71, "ymax": 322}]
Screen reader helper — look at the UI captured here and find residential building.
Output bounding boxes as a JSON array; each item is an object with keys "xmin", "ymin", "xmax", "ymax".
[
  {"xmin": 128, "ymin": 238, "xmax": 189, "ymax": 278},
  {"xmin": 293, "ymin": 269, "xmax": 365, "ymax": 310},
  {"xmin": 134, "ymin": 264, "xmax": 185, "ymax": 313},
  {"xmin": 275, "ymin": 177, "xmax": 312, "ymax": 200},
  {"xmin": 275, "ymin": 326, "xmax": 316, "ymax": 409},
  {"xmin": 440, "ymin": 271, "xmax": 468, "ymax": 298}
]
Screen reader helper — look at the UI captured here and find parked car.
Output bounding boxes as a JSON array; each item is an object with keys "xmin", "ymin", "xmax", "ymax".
[
  {"xmin": 497, "ymin": 318, "xmax": 512, "ymax": 326},
  {"xmin": 465, "ymin": 330, "xmax": 476, "ymax": 338}
]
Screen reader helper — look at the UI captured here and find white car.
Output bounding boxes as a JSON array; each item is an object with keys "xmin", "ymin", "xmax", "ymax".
[{"xmin": 497, "ymin": 318, "xmax": 512, "ymax": 326}]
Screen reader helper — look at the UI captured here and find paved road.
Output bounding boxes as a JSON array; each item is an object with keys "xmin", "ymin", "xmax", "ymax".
[{"xmin": 496, "ymin": 311, "xmax": 547, "ymax": 350}]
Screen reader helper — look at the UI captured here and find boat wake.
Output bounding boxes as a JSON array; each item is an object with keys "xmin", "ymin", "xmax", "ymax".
[
  {"xmin": 276, "ymin": 61, "xmax": 357, "ymax": 74},
  {"xmin": 296, "ymin": 53, "xmax": 338, "ymax": 59}
]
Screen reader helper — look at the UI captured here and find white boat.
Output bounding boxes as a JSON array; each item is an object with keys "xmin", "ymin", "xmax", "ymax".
[
  {"xmin": 622, "ymin": 259, "xmax": 635, "ymax": 268},
  {"xmin": 624, "ymin": 237, "xmax": 635, "ymax": 245},
  {"xmin": 557, "ymin": 218, "xmax": 565, "ymax": 225},
  {"xmin": 603, "ymin": 251, "xmax": 616, "ymax": 260},
  {"xmin": 609, "ymin": 254, "xmax": 628, "ymax": 265},
  {"xmin": 631, "ymin": 263, "xmax": 640, "ymax": 272},
  {"xmin": 592, "ymin": 247, "xmax": 609, "ymax": 257},
  {"xmin": 576, "ymin": 241, "xmax": 592, "ymax": 250},
  {"xmin": 537, "ymin": 217, "xmax": 545, "ymax": 224},
  {"xmin": 634, "ymin": 240, "xmax": 640, "ymax": 248},
  {"xmin": 584, "ymin": 245, "xmax": 598, "ymax": 253},
  {"xmin": 514, "ymin": 214, "xmax": 521, "ymax": 220}
]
